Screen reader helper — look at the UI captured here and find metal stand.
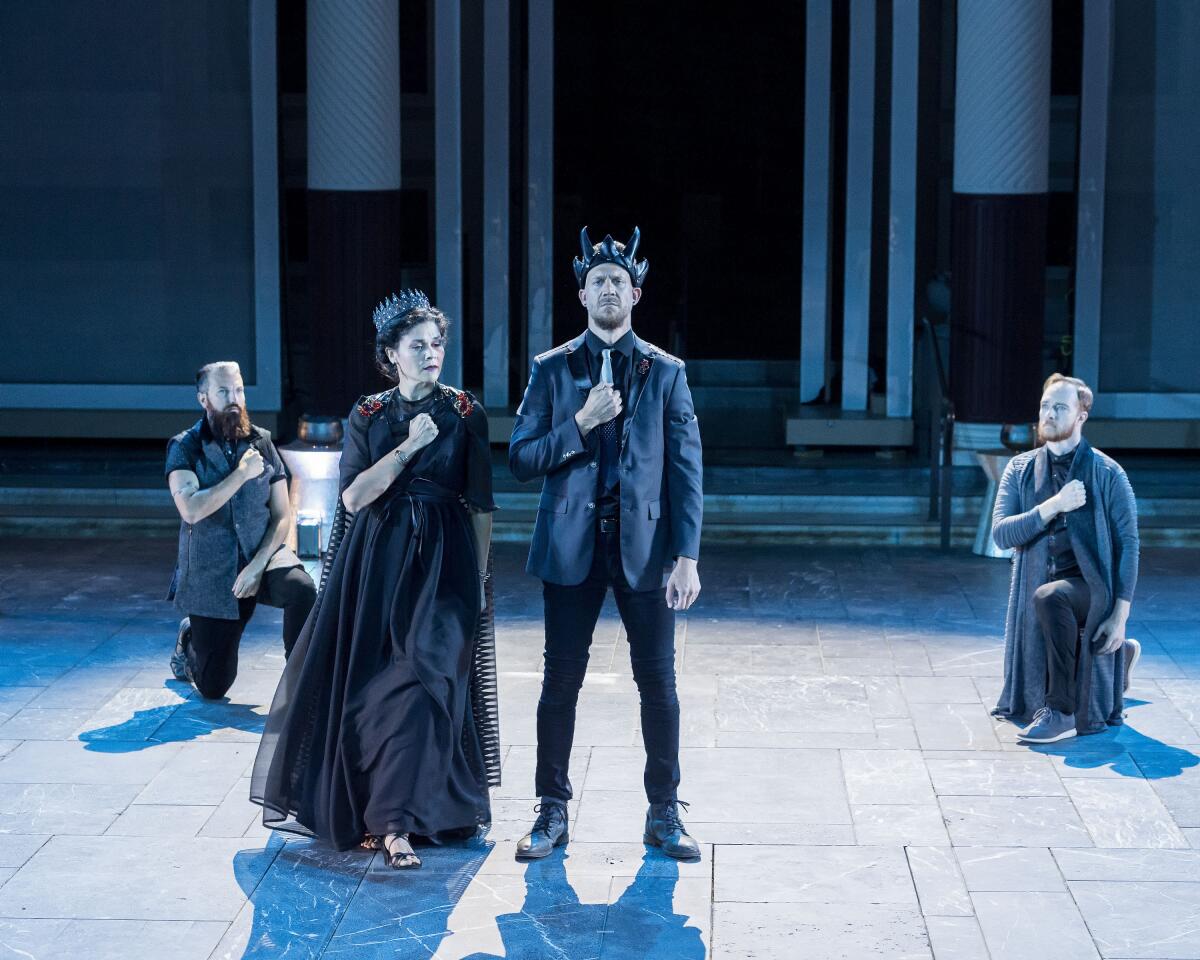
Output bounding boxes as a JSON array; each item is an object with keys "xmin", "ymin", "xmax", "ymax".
[{"xmin": 973, "ymin": 450, "xmax": 1015, "ymax": 558}]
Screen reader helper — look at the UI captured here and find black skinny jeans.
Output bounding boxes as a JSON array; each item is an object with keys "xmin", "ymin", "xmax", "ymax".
[
  {"xmin": 536, "ymin": 528, "xmax": 681, "ymax": 804},
  {"xmin": 1033, "ymin": 577, "xmax": 1091, "ymax": 715},
  {"xmin": 187, "ymin": 565, "xmax": 316, "ymax": 700}
]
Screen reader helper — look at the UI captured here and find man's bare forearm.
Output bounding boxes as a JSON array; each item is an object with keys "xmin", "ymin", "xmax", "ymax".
[
  {"xmin": 174, "ymin": 470, "xmax": 245, "ymax": 524},
  {"xmin": 248, "ymin": 510, "xmax": 289, "ymax": 572}
]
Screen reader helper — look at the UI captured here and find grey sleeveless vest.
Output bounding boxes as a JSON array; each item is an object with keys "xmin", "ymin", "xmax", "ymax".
[{"xmin": 167, "ymin": 423, "xmax": 297, "ymax": 620}]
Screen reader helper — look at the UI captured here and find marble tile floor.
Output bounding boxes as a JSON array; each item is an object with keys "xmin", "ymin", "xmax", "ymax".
[{"xmin": 0, "ymin": 539, "xmax": 1198, "ymax": 959}]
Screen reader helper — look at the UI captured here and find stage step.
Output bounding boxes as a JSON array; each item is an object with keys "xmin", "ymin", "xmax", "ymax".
[
  {"xmin": 3, "ymin": 441, "xmax": 1197, "ymax": 546},
  {"xmin": 2, "ymin": 474, "xmax": 1197, "ymax": 546}
]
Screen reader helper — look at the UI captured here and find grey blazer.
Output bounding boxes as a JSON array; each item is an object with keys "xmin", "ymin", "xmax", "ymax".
[
  {"xmin": 509, "ymin": 332, "xmax": 703, "ymax": 590},
  {"xmin": 166, "ymin": 422, "xmax": 300, "ymax": 620}
]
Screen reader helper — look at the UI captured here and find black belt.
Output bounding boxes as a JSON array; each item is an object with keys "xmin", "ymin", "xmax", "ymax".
[{"xmin": 598, "ymin": 517, "xmax": 619, "ymax": 533}]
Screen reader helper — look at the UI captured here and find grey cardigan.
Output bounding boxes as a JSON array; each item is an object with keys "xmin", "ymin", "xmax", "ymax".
[{"xmin": 991, "ymin": 437, "xmax": 1139, "ymax": 733}]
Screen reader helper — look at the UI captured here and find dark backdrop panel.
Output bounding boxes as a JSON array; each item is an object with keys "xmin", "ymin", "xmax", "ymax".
[
  {"xmin": 1099, "ymin": 0, "xmax": 1200, "ymax": 395},
  {"xmin": 0, "ymin": 1, "xmax": 257, "ymax": 386},
  {"xmin": 553, "ymin": 1, "xmax": 806, "ymax": 360}
]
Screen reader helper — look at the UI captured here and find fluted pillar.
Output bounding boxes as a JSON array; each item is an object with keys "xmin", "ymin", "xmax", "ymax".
[
  {"xmin": 951, "ymin": 0, "xmax": 1050, "ymax": 423},
  {"xmin": 433, "ymin": 0, "xmax": 464, "ymax": 389},
  {"xmin": 306, "ymin": 0, "xmax": 402, "ymax": 416}
]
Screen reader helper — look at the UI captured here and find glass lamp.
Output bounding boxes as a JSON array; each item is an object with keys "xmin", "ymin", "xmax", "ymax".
[{"xmin": 279, "ymin": 416, "xmax": 344, "ymax": 557}]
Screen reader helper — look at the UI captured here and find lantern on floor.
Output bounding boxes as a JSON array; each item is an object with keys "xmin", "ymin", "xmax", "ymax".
[{"xmin": 279, "ymin": 416, "xmax": 344, "ymax": 557}]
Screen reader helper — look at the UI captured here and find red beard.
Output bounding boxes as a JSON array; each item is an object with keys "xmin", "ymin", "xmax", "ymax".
[
  {"xmin": 1037, "ymin": 420, "xmax": 1074, "ymax": 444},
  {"xmin": 211, "ymin": 405, "xmax": 251, "ymax": 442}
]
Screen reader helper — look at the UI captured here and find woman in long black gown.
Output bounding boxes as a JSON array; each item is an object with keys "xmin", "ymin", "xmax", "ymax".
[{"xmin": 251, "ymin": 291, "xmax": 500, "ymax": 869}]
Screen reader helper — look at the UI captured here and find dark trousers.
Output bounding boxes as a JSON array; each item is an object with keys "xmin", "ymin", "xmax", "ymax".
[
  {"xmin": 1033, "ymin": 577, "xmax": 1090, "ymax": 714},
  {"xmin": 536, "ymin": 527, "xmax": 680, "ymax": 804},
  {"xmin": 187, "ymin": 565, "xmax": 316, "ymax": 700}
]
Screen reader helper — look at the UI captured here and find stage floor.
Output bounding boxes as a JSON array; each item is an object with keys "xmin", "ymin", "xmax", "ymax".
[{"xmin": 0, "ymin": 539, "xmax": 1197, "ymax": 959}]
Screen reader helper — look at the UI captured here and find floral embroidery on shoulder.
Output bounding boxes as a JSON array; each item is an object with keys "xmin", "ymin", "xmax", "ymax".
[
  {"xmin": 453, "ymin": 390, "xmax": 475, "ymax": 418},
  {"xmin": 356, "ymin": 390, "xmax": 390, "ymax": 419}
]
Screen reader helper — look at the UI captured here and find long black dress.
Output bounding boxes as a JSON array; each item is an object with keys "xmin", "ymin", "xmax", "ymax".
[{"xmin": 250, "ymin": 384, "xmax": 500, "ymax": 850}]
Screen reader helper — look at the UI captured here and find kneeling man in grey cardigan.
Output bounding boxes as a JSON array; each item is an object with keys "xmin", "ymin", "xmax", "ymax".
[{"xmin": 991, "ymin": 373, "xmax": 1140, "ymax": 744}]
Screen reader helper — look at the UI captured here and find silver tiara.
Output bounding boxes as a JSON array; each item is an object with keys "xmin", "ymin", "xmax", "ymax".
[{"xmin": 372, "ymin": 289, "xmax": 431, "ymax": 332}]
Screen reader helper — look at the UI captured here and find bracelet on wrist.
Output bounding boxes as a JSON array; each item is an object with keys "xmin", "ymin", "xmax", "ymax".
[
  {"xmin": 479, "ymin": 569, "xmax": 491, "ymax": 582},
  {"xmin": 393, "ymin": 447, "xmax": 411, "ymax": 466}
]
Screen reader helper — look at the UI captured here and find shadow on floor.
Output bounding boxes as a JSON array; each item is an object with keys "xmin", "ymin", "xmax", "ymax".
[
  {"xmin": 77, "ymin": 681, "xmax": 265, "ymax": 752},
  {"xmin": 233, "ymin": 833, "xmax": 493, "ymax": 958},
  {"xmin": 1031, "ymin": 699, "xmax": 1199, "ymax": 779},
  {"xmin": 459, "ymin": 850, "xmax": 705, "ymax": 960},
  {"xmin": 227, "ymin": 836, "xmax": 704, "ymax": 958}
]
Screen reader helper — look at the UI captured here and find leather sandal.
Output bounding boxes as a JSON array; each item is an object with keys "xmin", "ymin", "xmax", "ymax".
[{"xmin": 383, "ymin": 832, "xmax": 421, "ymax": 870}]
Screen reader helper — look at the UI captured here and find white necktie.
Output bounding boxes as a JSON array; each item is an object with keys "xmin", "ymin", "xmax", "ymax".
[{"xmin": 598, "ymin": 349, "xmax": 619, "ymax": 453}]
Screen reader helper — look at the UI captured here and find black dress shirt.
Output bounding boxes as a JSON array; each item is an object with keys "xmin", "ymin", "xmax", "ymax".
[
  {"xmin": 1047, "ymin": 447, "xmax": 1083, "ymax": 581},
  {"xmin": 583, "ymin": 329, "xmax": 634, "ymax": 519}
]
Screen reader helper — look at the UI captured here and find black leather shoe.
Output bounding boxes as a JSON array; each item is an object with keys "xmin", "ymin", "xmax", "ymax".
[
  {"xmin": 644, "ymin": 800, "xmax": 701, "ymax": 860},
  {"xmin": 170, "ymin": 617, "xmax": 192, "ymax": 683},
  {"xmin": 515, "ymin": 800, "xmax": 569, "ymax": 860}
]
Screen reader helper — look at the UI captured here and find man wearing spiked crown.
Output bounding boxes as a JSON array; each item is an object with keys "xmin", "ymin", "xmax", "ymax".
[{"xmin": 509, "ymin": 226, "xmax": 704, "ymax": 860}]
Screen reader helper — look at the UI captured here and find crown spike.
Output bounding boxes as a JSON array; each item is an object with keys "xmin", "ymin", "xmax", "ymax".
[
  {"xmin": 372, "ymin": 288, "xmax": 431, "ymax": 332},
  {"xmin": 625, "ymin": 226, "xmax": 640, "ymax": 261},
  {"xmin": 572, "ymin": 225, "xmax": 648, "ymax": 289}
]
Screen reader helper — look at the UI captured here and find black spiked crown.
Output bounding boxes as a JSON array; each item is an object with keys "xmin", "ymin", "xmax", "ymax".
[
  {"xmin": 372, "ymin": 289, "xmax": 431, "ymax": 332},
  {"xmin": 573, "ymin": 226, "xmax": 649, "ymax": 289}
]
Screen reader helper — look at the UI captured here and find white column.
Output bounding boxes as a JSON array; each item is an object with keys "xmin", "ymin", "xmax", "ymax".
[
  {"xmin": 800, "ymin": 0, "xmax": 833, "ymax": 404},
  {"xmin": 886, "ymin": 0, "xmax": 919, "ymax": 418},
  {"xmin": 306, "ymin": 0, "xmax": 400, "ymax": 191},
  {"xmin": 841, "ymin": 0, "xmax": 875, "ymax": 412},
  {"xmin": 251, "ymin": 0, "xmax": 282, "ymax": 409},
  {"xmin": 954, "ymin": 0, "xmax": 1051, "ymax": 195},
  {"xmin": 434, "ymin": 0, "xmax": 464, "ymax": 387},
  {"xmin": 1072, "ymin": 0, "xmax": 1113, "ymax": 390},
  {"xmin": 482, "ymin": 0, "xmax": 510, "ymax": 408},
  {"xmin": 526, "ymin": 0, "xmax": 555, "ymax": 364}
]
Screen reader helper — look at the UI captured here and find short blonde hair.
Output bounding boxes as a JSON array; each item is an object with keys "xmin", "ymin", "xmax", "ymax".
[
  {"xmin": 1043, "ymin": 373, "xmax": 1093, "ymax": 414},
  {"xmin": 196, "ymin": 361, "xmax": 242, "ymax": 393}
]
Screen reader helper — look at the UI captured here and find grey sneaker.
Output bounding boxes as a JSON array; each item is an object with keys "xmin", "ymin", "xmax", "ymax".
[
  {"xmin": 1122, "ymin": 638, "xmax": 1141, "ymax": 693},
  {"xmin": 1018, "ymin": 707, "xmax": 1077, "ymax": 744},
  {"xmin": 170, "ymin": 617, "xmax": 192, "ymax": 683},
  {"xmin": 1017, "ymin": 706, "xmax": 1049, "ymax": 737}
]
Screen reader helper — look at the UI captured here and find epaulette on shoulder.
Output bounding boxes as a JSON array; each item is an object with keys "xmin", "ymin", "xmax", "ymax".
[
  {"xmin": 355, "ymin": 388, "xmax": 393, "ymax": 419},
  {"xmin": 534, "ymin": 342, "xmax": 571, "ymax": 364},
  {"xmin": 646, "ymin": 344, "xmax": 684, "ymax": 366}
]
